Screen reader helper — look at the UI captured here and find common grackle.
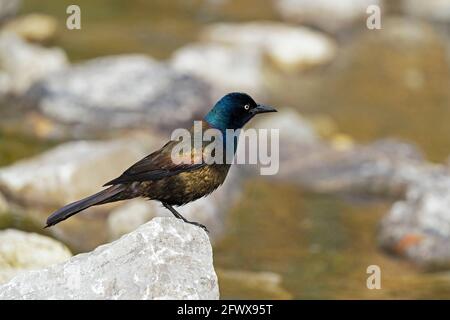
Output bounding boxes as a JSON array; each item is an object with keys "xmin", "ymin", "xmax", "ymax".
[{"xmin": 45, "ymin": 92, "xmax": 277, "ymax": 232}]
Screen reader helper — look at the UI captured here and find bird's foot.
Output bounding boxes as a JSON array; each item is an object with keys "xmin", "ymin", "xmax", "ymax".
[{"xmin": 185, "ymin": 220, "xmax": 209, "ymax": 233}]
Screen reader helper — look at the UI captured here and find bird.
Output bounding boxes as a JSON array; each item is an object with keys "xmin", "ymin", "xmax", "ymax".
[{"xmin": 45, "ymin": 92, "xmax": 277, "ymax": 232}]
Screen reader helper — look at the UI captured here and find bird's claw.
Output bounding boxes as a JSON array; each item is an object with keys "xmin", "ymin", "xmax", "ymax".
[{"xmin": 187, "ymin": 221, "xmax": 209, "ymax": 233}]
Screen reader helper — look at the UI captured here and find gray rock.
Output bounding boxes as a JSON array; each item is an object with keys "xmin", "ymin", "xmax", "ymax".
[
  {"xmin": 24, "ymin": 55, "xmax": 212, "ymax": 138},
  {"xmin": 0, "ymin": 32, "xmax": 68, "ymax": 94},
  {"xmin": 402, "ymin": 0, "xmax": 450, "ymax": 23},
  {"xmin": 0, "ymin": 229, "xmax": 72, "ymax": 284},
  {"xmin": 274, "ymin": 0, "xmax": 383, "ymax": 32},
  {"xmin": 0, "ymin": 217, "xmax": 219, "ymax": 300}
]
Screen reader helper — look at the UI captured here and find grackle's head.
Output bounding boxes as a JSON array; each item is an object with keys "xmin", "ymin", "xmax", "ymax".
[{"xmin": 204, "ymin": 92, "xmax": 277, "ymax": 131}]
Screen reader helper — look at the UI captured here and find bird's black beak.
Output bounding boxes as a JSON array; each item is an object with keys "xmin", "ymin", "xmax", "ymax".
[{"xmin": 251, "ymin": 104, "xmax": 277, "ymax": 115}]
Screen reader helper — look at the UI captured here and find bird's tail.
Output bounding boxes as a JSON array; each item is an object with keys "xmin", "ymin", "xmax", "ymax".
[{"xmin": 45, "ymin": 184, "xmax": 126, "ymax": 227}]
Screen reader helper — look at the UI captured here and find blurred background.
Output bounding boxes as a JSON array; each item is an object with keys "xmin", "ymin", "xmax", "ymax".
[{"xmin": 1, "ymin": 0, "xmax": 450, "ymax": 299}]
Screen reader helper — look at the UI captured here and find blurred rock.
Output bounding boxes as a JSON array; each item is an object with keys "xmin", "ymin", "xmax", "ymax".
[
  {"xmin": 0, "ymin": 32, "xmax": 67, "ymax": 94},
  {"xmin": 402, "ymin": 0, "xmax": 450, "ymax": 23},
  {"xmin": 0, "ymin": 229, "xmax": 72, "ymax": 284},
  {"xmin": 201, "ymin": 22, "xmax": 336, "ymax": 72},
  {"xmin": 171, "ymin": 43, "xmax": 263, "ymax": 97},
  {"xmin": 274, "ymin": 0, "xmax": 383, "ymax": 33},
  {"xmin": 24, "ymin": 55, "xmax": 212, "ymax": 138},
  {"xmin": 276, "ymin": 139, "xmax": 425, "ymax": 197},
  {"xmin": 0, "ymin": 0, "xmax": 20, "ymax": 22},
  {"xmin": 3, "ymin": 13, "xmax": 58, "ymax": 43},
  {"xmin": 379, "ymin": 168, "xmax": 450, "ymax": 269},
  {"xmin": 0, "ymin": 217, "xmax": 219, "ymax": 299},
  {"xmin": 0, "ymin": 138, "xmax": 152, "ymax": 207}
]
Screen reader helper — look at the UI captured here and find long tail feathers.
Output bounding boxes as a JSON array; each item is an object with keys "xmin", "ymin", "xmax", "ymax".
[{"xmin": 45, "ymin": 185, "xmax": 126, "ymax": 228}]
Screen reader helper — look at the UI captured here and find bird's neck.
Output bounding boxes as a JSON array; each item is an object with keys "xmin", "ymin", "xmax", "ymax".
[
  {"xmin": 203, "ymin": 118, "xmax": 240, "ymax": 155},
  {"xmin": 204, "ymin": 112, "xmax": 228, "ymax": 133}
]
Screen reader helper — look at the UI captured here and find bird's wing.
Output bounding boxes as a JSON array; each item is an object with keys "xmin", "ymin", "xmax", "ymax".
[{"xmin": 103, "ymin": 140, "xmax": 206, "ymax": 186}]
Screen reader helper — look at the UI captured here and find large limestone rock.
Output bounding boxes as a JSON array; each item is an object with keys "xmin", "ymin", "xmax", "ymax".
[
  {"xmin": 0, "ymin": 218, "xmax": 219, "ymax": 300},
  {"xmin": 0, "ymin": 229, "xmax": 72, "ymax": 284},
  {"xmin": 23, "ymin": 55, "xmax": 212, "ymax": 138}
]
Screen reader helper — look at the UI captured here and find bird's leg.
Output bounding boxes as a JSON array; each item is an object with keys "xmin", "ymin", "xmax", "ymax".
[{"xmin": 162, "ymin": 202, "xmax": 209, "ymax": 233}]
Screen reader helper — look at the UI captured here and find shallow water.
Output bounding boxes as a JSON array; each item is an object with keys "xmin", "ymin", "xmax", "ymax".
[
  {"xmin": 215, "ymin": 180, "xmax": 450, "ymax": 299},
  {"xmin": 1, "ymin": 0, "xmax": 448, "ymax": 299}
]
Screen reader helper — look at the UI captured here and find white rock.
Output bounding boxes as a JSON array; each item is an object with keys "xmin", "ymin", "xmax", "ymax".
[
  {"xmin": 201, "ymin": 22, "xmax": 336, "ymax": 71},
  {"xmin": 0, "ymin": 229, "xmax": 72, "ymax": 284},
  {"xmin": 171, "ymin": 43, "xmax": 263, "ymax": 97},
  {"xmin": 0, "ymin": 139, "xmax": 151, "ymax": 206},
  {"xmin": 274, "ymin": 0, "xmax": 383, "ymax": 32},
  {"xmin": 0, "ymin": 217, "xmax": 219, "ymax": 300},
  {"xmin": 0, "ymin": 32, "xmax": 68, "ymax": 94},
  {"xmin": 402, "ymin": 0, "xmax": 450, "ymax": 22}
]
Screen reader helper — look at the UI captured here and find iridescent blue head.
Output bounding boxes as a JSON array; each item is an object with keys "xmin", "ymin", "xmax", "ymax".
[{"xmin": 204, "ymin": 92, "xmax": 277, "ymax": 132}]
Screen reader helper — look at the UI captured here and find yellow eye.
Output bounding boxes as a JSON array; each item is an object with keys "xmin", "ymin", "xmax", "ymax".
[{"xmin": 244, "ymin": 104, "xmax": 250, "ymax": 110}]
